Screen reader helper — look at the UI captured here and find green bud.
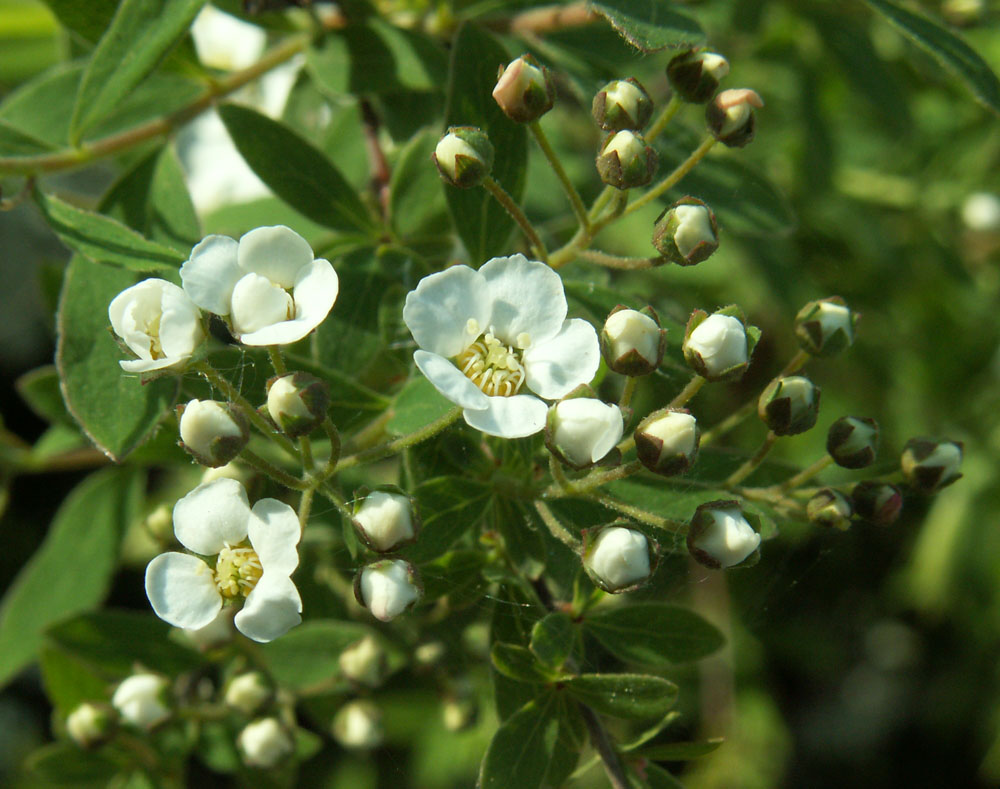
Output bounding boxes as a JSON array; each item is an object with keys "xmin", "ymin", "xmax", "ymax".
[
  {"xmin": 806, "ymin": 488, "xmax": 853, "ymax": 530},
  {"xmin": 795, "ymin": 296, "xmax": 858, "ymax": 357},
  {"xmin": 592, "ymin": 77, "xmax": 653, "ymax": 131},
  {"xmin": 900, "ymin": 438, "xmax": 963, "ymax": 494},
  {"xmin": 758, "ymin": 376, "xmax": 820, "ymax": 436},
  {"xmin": 851, "ymin": 481, "xmax": 903, "ymax": 525},
  {"xmin": 596, "ymin": 130, "xmax": 658, "ymax": 190},
  {"xmin": 433, "ymin": 126, "xmax": 494, "ymax": 188},
  {"xmin": 492, "ymin": 54, "xmax": 554, "ymax": 123},
  {"xmin": 652, "ymin": 196, "xmax": 719, "ymax": 265},
  {"xmin": 667, "ymin": 49, "xmax": 730, "ymax": 104},
  {"xmin": 600, "ymin": 305, "xmax": 665, "ymax": 376},
  {"xmin": 266, "ymin": 371, "xmax": 329, "ymax": 437},
  {"xmin": 827, "ymin": 416, "xmax": 879, "ymax": 469},
  {"xmin": 634, "ymin": 408, "xmax": 699, "ymax": 477},
  {"xmin": 706, "ymin": 88, "xmax": 763, "ymax": 148}
]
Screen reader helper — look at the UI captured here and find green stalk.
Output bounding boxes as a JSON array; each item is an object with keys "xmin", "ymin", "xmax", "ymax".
[
  {"xmin": 529, "ymin": 121, "xmax": 590, "ymax": 233},
  {"xmin": 482, "ymin": 176, "xmax": 548, "ymax": 262}
]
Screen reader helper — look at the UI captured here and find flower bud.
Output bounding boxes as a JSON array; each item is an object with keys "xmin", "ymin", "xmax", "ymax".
[
  {"xmin": 900, "ymin": 438, "xmax": 963, "ymax": 494},
  {"xmin": 352, "ymin": 489, "xmax": 419, "ymax": 553},
  {"xmin": 442, "ymin": 696, "xmax": 478, "ymax": 732},
  {"xmin": 237, "ymin": 717, "xmax": 294, "ymax": 768},
  {"xmin": 66, "ymin": 702, "xmax": 114, "ymax": 748},
  {"xmin": 706, "ymin": 88, "xmax": 763, "ymax": 148},
  {"xmin": 634, "ymin": 409, "xmax": 699, "ymax": 477},
  {"xmin": 339, "ymin": 635, "xmax": 386, "ymax": 687},
  {"xmin": 266, "ymin": 372, "xmax": 329, "ymax": 437},
  {"xmin": 794, "ymin": 297, "xmax": 857, "ymax": 357},
  {"xmin": 667, "ymin": 49, "xmax": 730, "ymax": 104},
  {"xmin": 178, "ymin": 399, "xmax": 249, "ymax": 467},
  {"xmin": 652, "ymin": 197, "xmax": 719, "ymax": 266},
  {"xmin": 112, "ymin": 673, "xmax": 171, "ymax": 730},
  {"xmin": 582, "ymin": 524, "xmax": 655, "ymax": 593},
  {"xmin": 758, "ymin": 376, "xmax": 820, "ymax": 436},
  {"xmin": 601, "ymin": 306, "xmax": 666, "ymax": 376},
  {"xmin": 827, "ymin": 416, "xmax": 879, "ymax": 469},
  {"xmin": 224, "ymin": 672, "xmax": 272, "ymax": 716},
  {"xmin": 596, "ymin": 130, "xmax": 658, "ymax": 190},
  {"xmin": 961, "ymin": 191, "xmax": 1000, "ymax": 232},
  {"xmin": 592, "ymin": 77, "xmax": 653, "ymax": 131},
  {"xmin": 683, "ymin": 309, "xmax": 756, "ymax": 381},
  {"xmin": 851, "ymin": 481, "xmax": 903, "ymax": 526},
  {"xmin": 333, "ymin": 700, "xmax": 383, "ymax": 749},
  {"xmin": 687, "ymin": 501, "xmax": 761, "ymax": 569},
  {"xmin": 355, "ymin": 559, "xmax": 422, "ymax": 622},
  {"xmin": 432, "ymin": 126, "xmax": 494, "ymax": 188},
  {"xmin": 492, "ymin": 54, "xmax": 554, "ymax": 123},
  {"xmin": 545, "ymin": 398, "xmax": 624, "ymax": 470},
  {"xmin": 806, "ymin": 488, "xmax": 853, "ymax": 531}
]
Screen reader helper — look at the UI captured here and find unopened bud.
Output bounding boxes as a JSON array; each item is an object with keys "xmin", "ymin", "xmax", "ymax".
[
  {"xmin": 652, "ymin": 197, "xmax": 719, "ymax": 265},
  {"xmin": 433, "ymin": 126, "xmax": 494, "ymax": 188},
  {"xmin": 582, "ymin": 524, "xmax": 655, "ymax": 593},
  {"xmin": 601, "ymin": 306, "xmax": 665, "ymax": 376},
  {"xmin": 758, "ymin": 376, "xmax": 820, "ymax": 436},
  {"xmin": 596, "ymin": 130, "xmax": 658, "ymax": 190},
  {"xmin": 333, "ymin": 700, "xmax": 383, "ymax": 749},
  {"xmin": 266, "ymin": 372, "xmax": 329, "ymax": 437},
  {"xmin": 667, "ymin": 49, "xmax": 730, "ymax": 104},
  {"xmin": 635, "ymin": 409, "xmax": 699, "ymax": 477},
  {"xmin": 492, "ymin": 54, "xmax": 554, "ymax": 123},
  {"xmin": 806, "ymin": 488, "xmax": 854, "ymax": 530},
  {"xmin": 238, "ymin": 717, "xmax": 294, "ymax": 768},
  {"xmin": 795, "ymin": 297, "xmax": 857, "ymax": 357},
  {"xmin": 112, "ymin": 673, "xmax": 171, "ymax": 730},
  {"xmin": 961, "ymin": 191, "xmax": 1000, "ymax": 232},
  {"xmin": 353, "ymin": 489, "xmax": 419, "ymax": 553},
  {"xmin": 178, "ymin": 399, "xmax": 248, "ymax": 467},
  {"xmin": 827, "ymin": 416, "xmax": 879, "ymax": 469},
  {"xmin": 852, "ymin": 481, "xmax": 903, "ymax": 525},
  {"xmin": 66, "ymin": 703, "xmax": 114, "ymax": 748},
  {"xmin": 592, "ymin": 77, "xmax": 653, "ymax": 131},
  {"xmin": 706, "ymin": 88, "xmax": 763, "ymax": 147},
  {"xmin": 900, "ymin": 438, "xmax": 963, "ymax": 494},
  {"xmin": 224, "ymin": 672, "xmax": 272, "ymax": 716},
  {"xmin": 442, "ymin": 696, "xmax": 478, "ymax": 732},
  {"xmin": 545, "ymin": 398, "xmax": 624, "ymax": 470},
  {"xmin": 687, "ymin": 501, "xmax": 761, "ymax": 569},
  {"xmin": 683, "ymin": 309, "xmax": 756, "ymax": 381},
  {"xmin": 355, "ymin": 559, "xmax": 422, "ymax": 622},
  {"xmin": 339, "ymin": 635, "xmax": 386, "ymax": 687}
]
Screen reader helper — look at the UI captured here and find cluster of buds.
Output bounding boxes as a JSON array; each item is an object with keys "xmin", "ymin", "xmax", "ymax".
[
  {"xmin": 901, "ymin": 438, "xmax": 963, "ymax": 494},
  {"xmin": 266, "ymin": 372, "xmax": 329, "ymax": 437},
  {"xmin": 592, "ymin": 78, "xmax": 653, "ymax": 132},
  {"xmin": 667, "ymin": 50, "xmax": 730, "ymax": 104},
  {"xmin": 178, "ymin": 399, "xmax": 249, "ymax": 467},
  {"xmin": 827, "ymin": 416, "xmax": 879, "ymax": 468},
  {"xmin": 433, "ymin": 126, "xmax": 494, "ymax": 188},
  {"xmin": 493, "ymin": 55, "xmax": 554, "ymax": 123},
  {"xmin": 635, "ymin": 409, "xmax": 700, "ymax": 477},
  {"xmin": 653, "ymin": 197, "xmax": 719, "ymax": 266},
  {"xmin": 706, "ymin": 89, "xmax": 763, "ymax": 148},
  {"xmin": 354, "ymin": 559, "xmax": 422, "ymax": 622}
]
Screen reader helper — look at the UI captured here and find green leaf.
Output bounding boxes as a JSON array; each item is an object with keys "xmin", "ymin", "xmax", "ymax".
[
  {"xmin": 420, "ymin": 549, "xmax": 488, "ymax": 603},
  {"xmin": 217, "ymin": 103, "xmax": 375, "ymax": 234},
  {"xmin": 0, "ymin": 469, "xmax": 139, "ymax": 688},
  {"xmin": 390, "ymin": 127, "xmax": 450, "ymax": 239},
  {"xmin": 563, "ymin": 673, "xmax": 678, "ymax": 719},
  {"xmin": 478, "ymin": 697, "xmax": 559, "ymax": 789},
  {"xmin": 55, "ymin": 256, "xmax": 180, "ymax": 460},
  {"xmin": 636, "ymin": 738, "xmax": 725, "ymax": 761},
  {"xmin": 258, "ymin": 620, "xmax": 374, "ymax": 691},
  {"xmin": 69, "ymin": 0, "xmax": 206, "ymax": 138},
  {"xmin": 443, "ymin": 24, "xmax": 528, "ymax": 261},
  {"xmin": 491, "ymin": 642, "xmax": 557, "ymax": 683},
  {"xmin": 284, "ymin": 352, "xmax": 390, "ymax": 430},
  {"xmin": 590, "ymin": 0, "xmax": 704, "ymax": 52},
  {"xmin": 16, "ymin": 365, "xmax": 70, "ymax": 424},
  {"xmin": 491, "ymin": 497, "xmax": 546, "ymax": 579},
  {"xmin": 386, "ymin": 375, "xmax": 454, "ymax": 436},
  {"xmin": 530, "ymin": 612, "xmax": 576, "ymax": 670},
  {"xmin": 642, "ymin": 762, "xmax": 686, "ymax": 789},
  {"xmin": 403, "ymin": 476, "xmax": 492, "ymax": 563},
  {"xmin": 605, "ymin": 476, "xmax": 732, "ymax": 522},
  {"xmin": 25, "ymin": 744, "xmax": 118, "ymax": 785},
  {"xmin": 864, "ymin": 0, "xmax": 1000, "ymax": 115},
  {"xmin": 35, "ymin": 191, "xmax": 185, "ymax": 273},
  {"xmin": 584, "ymin": 603, "xmax": 725, "ymax": 666},
  {"xmin": 39, "ymin": 645, "xmax": 108, "ymax": 715},
  {"xmin": 40, "ymin": 0, "xmax": 120, "ymax": 43},
  {"xmin": 0, "ymin": 118, "xmax": 52, "ymax": 156}
]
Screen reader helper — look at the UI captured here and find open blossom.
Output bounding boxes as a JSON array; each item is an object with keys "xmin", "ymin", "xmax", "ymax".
[
  {"xmin": 144, "ymin": 478, "xmax": 302, "ymax": 643},
  {"xmin": 109, "ymin": 278, "xmax": 204, "ymax": 373},
  {"xmin": 180, "ymin": 225, "xmax": 338, "ymax": 346},
  {"xmin": 402, "ymin": 255, "xmax": 600, "ymax": 438}
]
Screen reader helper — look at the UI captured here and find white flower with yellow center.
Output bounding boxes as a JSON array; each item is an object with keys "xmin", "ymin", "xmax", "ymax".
[
  {"xmin": 180, "ymin": 225, "xmax": 338, "ymax": 346},
  {"xmin": 144, "ymin": 478, "xmax": 302, "ymax": 643},
  {"xmin": 108, "ymin": 279, "xmax": 204, "ymax": 373},
  {"xmin": 402, "ymin": 255, "xmax": 600, "ymax": 438}
]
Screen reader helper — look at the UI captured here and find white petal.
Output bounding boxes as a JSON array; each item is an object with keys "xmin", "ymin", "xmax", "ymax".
[
  {"xmin": 239, "ymin": 259, "xmax": 338, "ymax": 346},
  {"xmin": 402, "ymin": 265, "xmax": 491, "ymax": 358},
  {"xmin": 463, "ymin": 394, "xmax": 548, "ymax": 438},
  {"xmin": 480, "ymin": 255, "xmax": 567, "ymax": 346},
  {"xmin": 248, "ymin": 498, "xmax": 300, "ymax": 577},
  {"xmin": 237, "ymin": 225, "xmax": 314, "ymax": 289},
  {"xmin": 552, "ymin": 399, "xmax": 623, "ymax": 464},
  {"xmin": 523, "ymin": 319, "xmax": 600, "ymax": 399},
  {"xmin": 230, "ymin": 273, "xmax": 294, "ymax": 338},
  {"xmin": 145, "ymin": 552, "xmax": 222, "ymax": 630},
  {"xmin": 120, "ymin": 356, "xmax": 189, "ymax": 373},
  {"xmin": 157, "ymin": 284, "xmax": 204, "ymax": 359},
  {"xmin": 173, "ymin": 478, "xmax": 251, "ymax": 555},
  {"xmin": 414, "ymin": 350, "xmax": 490, "ymax": 411},
  {"xmin": 180, "ymin": 235, "xmax": 242, "ymax": 315},
  {"xmin": 235, "ymin": 574, "xmax": 302, "ymax": 642}
]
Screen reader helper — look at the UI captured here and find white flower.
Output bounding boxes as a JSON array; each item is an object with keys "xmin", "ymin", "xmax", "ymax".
[
  {"xmin": 585, "ymin": 527, "xmax": 651, "ymax": 591},
  {"xmin": 191, "ymin": 6, "xmax": 266, "ymax": 72},
  {"xmin": 112, "ymin": 674, "xmax": 170, "ymax": 730},
  {"xmin": 66, "ymin": 703, "xmax": 112, "ymax": 747},
  {"xmin": 353, "ymin": 491, "xmax": 417, "ymax": 553},
  {"xmin": 225, "ymin": 672, "xmax": 271, "ymax": 715},
  {"xmin": 635, "ymin": 410, "xmax": 699, "ymax": 476},
  {"xmin": 402, "ymin": 255, "xmax": 600, "ymax": 438},
  {"xmin": 180, "ymin": 225, "xmax": 338, "ymax": 346},
  {"xmin": 547, "ymin": 398, "xmax": 623, "ymax": 469},
  {"xmin": 332, "ymin": 700, "xmax": 383, "ymax": 749},
  {"xmin": 688, "ymin": 505, "xmax": 760, "ymax": 569},
  {"xmin": 179, "ymin": 399, "xmax": 248, "ymax": 466},
  {"xmin": 961, "ymin": 191, "xmax": 1000, "ymax": 231},
  {"xmin": 238, "ymin": 718, "xmax": 294, "ymax": 768},
  {"xmin": 356, "ymin": 559, "xmax": 420, "ymax": 622},
  {"xmin": 673, "ymin": 204, "xmax": 717, "ymax": 260},
  {"xmin": 684, "ymin": 313, "xmax": 748, "ymax": 378},
  {"xmin": 602, "ymin": 308, "xmax": 662, "ymax": 372},
  {"xmin": 109, "ymin": 278, "xmax": 204, "ymax": 373},
  {"xmin": 339, "ymin": 635, "xmax": 385, "ymax": 686},
  {"xmin": 144, "ymin": 478, "xmax": 302, "ymax": 643}
]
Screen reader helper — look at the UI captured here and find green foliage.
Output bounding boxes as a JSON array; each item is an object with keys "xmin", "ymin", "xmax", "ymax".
[
  {"xmin": 584, "ymin": 603, "xmax": 725, "ymax": 666},
  {"xmin": 589, "ymin": 0, "xmax": 703, "ymax": 52}
]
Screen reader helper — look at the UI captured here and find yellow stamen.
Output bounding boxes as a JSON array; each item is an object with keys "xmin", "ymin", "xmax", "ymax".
[{"xmin": 214, "ymin": 544, "xmax": 263, "ymax": 599}]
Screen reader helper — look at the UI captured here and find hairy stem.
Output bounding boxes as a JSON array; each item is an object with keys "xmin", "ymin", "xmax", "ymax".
[
  {"xmin": 724, "ymin": 431, "xmax": 778, "ymax": 487},
  {"xmin": 669, "ymin": 374, "xmax": 706, "ymax": 409},
  {"xmin": 579, "ymin": 703, "xmax": 629, "ymax": 789},
  {"xmin": 644, "ymin": 94, "xmax": 683, "ymax": 143},
  {"xmin": 534, "ymin": 499, "xmax": 580, "ymax": 549},
  {"xmin": 530, "ymin": 121, "xmax": 590, "ymax": 233},
  {"xmin": 335, "ymin": 406, "xmax": 463, "ymax": 471},
  {"xmin": 240, "ymin": 448, "xmax": 308, "ymax": 491},
  {"xmin": 623, "ymin": 136, "xmax": 717, "ymax": 218},
  {"xmin": 578, "ymin": 249, "xmax": 662, "ymax": 270},
  {"xmin": 482, "ymin": 177, "xmax": 548, "ymax": 262}
]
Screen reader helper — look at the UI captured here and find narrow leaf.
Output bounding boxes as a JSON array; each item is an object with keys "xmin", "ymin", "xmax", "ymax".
[
  {"xmin": 403, "ymin": 476, "xmax": 492, "ymax": 563},
  {"xmin": 479, "ymin": 698, "xmax": 559, "ymax": 789},
  {"xmin": 491, "ymin": 642, "xmax": 557, "ymax": 683},
  {"xmin": 564, "ymin": 673, "xmax": 678, "ymax": 719},
  {"xmin": 386, "ymin": 375, "xmax": 454, "ymax": 436},
  {"xmin": 585, "ymin": 603, "xmax": 725, "ymax": 666},
  {"xmin": 637, "ymin": 738, "xmax": 725, "ymax": 761},
  {"xmin": 16, "ymin": 365, "xmax": 71, "ymax": 425},
  {"xmin": 590, "ymin": 0, "xmax": 704, "ymax": 52},
  {"xmin": 530, "ymin": 612, "xmax": 576, "ymax": 670}
]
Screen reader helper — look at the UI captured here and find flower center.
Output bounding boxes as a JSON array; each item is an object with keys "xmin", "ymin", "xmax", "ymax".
[
  {"xmin": 455, "ymin": 330, "xmax": 527, "ymax": 397},
  {"xmin": 214, "ymin": 544, "xmax": 263, "ymax": 599},
  {"xmin": 143, "ymin": 312, "xmax": 165, "ymax": 359}
]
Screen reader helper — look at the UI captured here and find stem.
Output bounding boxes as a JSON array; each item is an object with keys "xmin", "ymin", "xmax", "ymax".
[
  {"xmin": 578, "ymin": 249, "xmax": 662, "ymax": 270},
  {"xmin": 545, "ymin": 459, "xmax": 643, "ymax": 498},
  {"xmin": 335, "ymin": 407, "xmax": 462, "ymax": 471},
  {"xmin": 0, "ymin": 34, "xmax": 312, "ymax": 176},
  {"xmin": 240, "ymin": 449, "xmax": 308, "ymax": 490},
  {"xmin": 359, "ymin": 98, "xmax": 392, "ymax": 219},
  {"xmin": 316, "ymin": 481, "xmax": 355, "ymax": 521},
  {"xmin": 777, "ymin": 349, "xmax": 810, "ymax": 378},
  {"xmin": 588, "ymin": 491, "xmax": 686, "ymax": 534},
  {"xmin": 298, "ymin": 487, "xmax": 314, "ymax": 532},
  {"xmin": 0, "ymin": 176, "xmax": 34, "ymax": 210},
  {"xmin": 299, "ymin": 436, "xmax": 315, "ymax": 472},
  {"xmin": 529, "ymin": 121, "xmax": 590, "ymax": 233},
  {"xmin": 619, "ymin": 376, "xmax": 638, "ymax": 409},
  {"xmin": 644, "ymin": 94, "xmax": 683, "ymax": 143},
  {"xmin": 623, "ymin": 136, "xmax": 717, "ymax": 219},
  {"xmin": 323, "ymin": 418, "xmax": 342, "ymax": 473},
  {"xmin": 549, "ymin": 453, "xmax": 572, "ymax": 492},
  {"xmin": 774, "ymin": 454, "xmax": 834, "ymax": 493},
  {"xmin": 482, "ymin": 177, "xmax": 548, "ymax": 262},
  {"xmin": 579, "ymin": 703, "xmax": 629, "ymax": 789},
  {"xmin": 724, "ymin": 431, "xmax": 778, "ymax": 487},
  {"xmin": 534, "ymin": 500, "xmax": 580, "ymax": 549},
  {"xmin": 267, "ymin": 346, "xmax": 287, "ymax": 377},
  {"xmin": 669, "ymin": 374, "xmax": 706, "ymax": 409}
]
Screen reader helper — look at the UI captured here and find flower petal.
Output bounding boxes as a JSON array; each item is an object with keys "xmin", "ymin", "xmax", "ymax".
[
  {"xmin": 480, "ymin": 255, "xmax": 567, "ymax": 346},
  {"xmin": 235, "ymin": 573, "xmax": 302, "ymax": 642},
  {"xmin": 239, "ymin": 258, "xmax": 338, "ymax": 346},
  {"xmin": 120, "ymin": 356, "xmax": 189, "ymax": 373},
  {"xmin": 173, "ymin": 477, "xmax": 251, "ymax": 555},
  {"xmin": 248, "ymin": 498, "xmax": 300, "ymax": 577},
  {"xmin": 414, "ymin": 350, "xmax": 490, "ymax": 411},
  {"xmin": 157, "ymin": 284, "xmax": 205, "ymax": 359},
  {"xmin": 145, "ymin": 552, "xmax": 222, "ymax": 630},
  {"xmin": 523, "ymin": 318, "xmax": 600, "ymax": 399},
  {"xmin": 238, "ymin": 225, "xmax": 313, "ymax": 289},
  {"xmin": 402, "ymin": 265, "xmax": 491, "ymax": 358},
  {"xmin": 180, "ymin": 235, "xmax": 242, "ymax": 315},
  {"xmin": 463, "ymin": 394, "xmax": 548, "ymax": 438}
]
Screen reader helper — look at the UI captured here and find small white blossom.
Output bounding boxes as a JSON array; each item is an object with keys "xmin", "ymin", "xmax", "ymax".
[
  {"xmin": 66, "ymin": 703, "xmax": 112, "ymax": 747},
  {"xmin": 238, "ymin": 718, "xmax": 294, "ymax": 768},
  {"xmin": 602, "ymin": 130, "xmax": 647, "ymax": 164},
  {"xmin": 339, "ymin": 635, "xmax": 385, "ymax": 687},
  {"xmin": 109, "ymin": 279, "xmax": 204, "ymax": 373},
  {"xmin": 179, "ymin": 399, "xmax": 247, "ymax": 466},
  {"xmin": 711, "ymin": 88, "xmax": 764, "ymax": 138},
  {"xmin": 961, "ymin": 191, "xmax": 1000, "ymax": 231},
  {"xmin": 144, "ymin": 478, "xmax": 302, "ymax": 643},
  {"xmin": 585, "ymin": 527, "xmax": 651, "ymax": 592},
  {"xmin": 688, "ymin": 505, "xmax": 760, "ymax": 569},
  {"xmin": 112, "ymin": 674, "xmax": 171, "ymax": 730},
  {"xmin": 180, "ymin": 225, "xmax": 338, "ymax": 346},
  {"xmin": 684, "ymin": 313, "xmax": 748, "ymax": 378},
  {"xmin": 225, "ymin": 672, "xmax": 271, "ymax": 715},
  {"xmin": 602, "ymin": 309, "xmax": 661, "ymax": 372},
  {"xmin": 403, "ymin": 255, "xmax": 600, "ymax": 438},
  {"xmin": 357, "ymin": 559, "xmax": 420, "ymax": 622},
  {"xmin": 635, "ymin": 410, "xmax": 699, "ymax": 476},
  {"xmin": 547, "ymin": 399, "xmax": 623, "ymax": 469},
  {"xmin": 353, "ymin": 491, "xmax": 416, "ymax": 553},
  {"xmin": 672, "ymin": 204, "xmax": 717, "ymax": 260},
  {"xmin": 191, "ymin": 6, "xmax": 266, "ymax": 71},
  {"xmin": 333, "ymin": 700, "xmax": 383, "ymax": 749}
]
